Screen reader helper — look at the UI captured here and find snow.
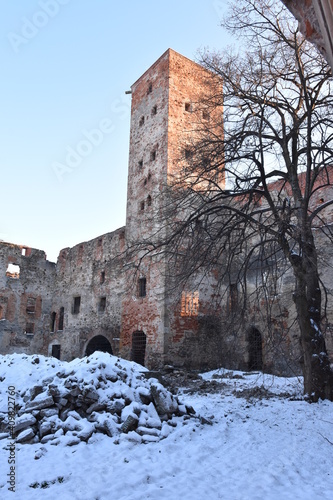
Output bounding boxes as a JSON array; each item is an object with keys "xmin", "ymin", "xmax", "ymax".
[{"xmin": 1, "ymin": 354, "xmax": 333, "ymax": 499}]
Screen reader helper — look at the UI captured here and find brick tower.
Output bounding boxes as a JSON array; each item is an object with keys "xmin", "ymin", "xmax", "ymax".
[{"xmin": 120, "ymin": 49, "xmax": 223, "ymax": 369}]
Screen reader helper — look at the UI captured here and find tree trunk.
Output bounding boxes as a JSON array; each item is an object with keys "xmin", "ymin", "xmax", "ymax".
[{"xmin": 292, "ymin": 236, "xmax": 333, "ymax": 401}]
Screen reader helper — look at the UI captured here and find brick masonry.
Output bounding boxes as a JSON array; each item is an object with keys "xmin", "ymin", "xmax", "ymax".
[{"xmin": 1, "ymin": 49, "xmax": 332, "ymax": 375}]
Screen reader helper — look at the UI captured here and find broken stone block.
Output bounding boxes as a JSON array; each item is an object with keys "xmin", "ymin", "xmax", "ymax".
[
  {"xmin": 16, "ymin": 428, "xmax": 35, "ymax": 443},
  {"xmin": 25, "ymin": 394, "xmax": 54, "ymax": 411},
  {"xmin": 77, "ymin": 422, "xmax": 95, "ymax": 442},
  {"xmin": 150, "ymin": 383, "xmax": 178, "ymax": 416},
  {"xmin": 86, "ymin": 402, "xmax": 107, "ymax": 414},
  {"xmin": 121, "ymin": 415, "xmax": 138, "ymax": 434},
  {"xmin": 83, "ymin": 388, "xmax": 99, "ymax": 403},
  {"xmin": 38, "ymin": 421, "xmax": 54, "ymax": 439},
  {"xmin": 136, "ymin": 426, "xmax": 161, "ymax": 437},
  {"xmin": 54, "ymin": 397, "xmax": 68, "ymax": 408},
  {"xmin": 106, "ymin": 399, "xmax": 125, "ymax": 415},
  {"xmin": 30, "ymin": 385, "xmax": 44, "ymax": 401},
  {"xmin": 39, "ymin": 408, "xmax": 58, "ymax": 419},
  {"xmin": 14, "ymin": 413, "xmax": 37, "ymax": 434},
  {"xmin": 41, "ymin": 434, "xmax": 57, "ymax": 444}
]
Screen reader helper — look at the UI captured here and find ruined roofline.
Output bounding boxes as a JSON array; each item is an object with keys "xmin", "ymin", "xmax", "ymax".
[
  {"xmin": 57, "ymin": 225, "xmax": 126, "ymax": 256},
  {"xmin": 130, "ymin": 48, "xmax": 209, "ymax": 90},
  {"xmin": 0, "ymin": 240, "xmax": 50, "ymax": 262}
]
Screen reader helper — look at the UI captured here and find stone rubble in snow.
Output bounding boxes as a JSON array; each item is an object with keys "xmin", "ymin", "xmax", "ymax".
[{"xmin": 0, "ymin": 353, "xmax": 196, "ymax": 446}]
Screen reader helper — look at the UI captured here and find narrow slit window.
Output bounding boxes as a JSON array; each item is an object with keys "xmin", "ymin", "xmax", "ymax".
[
  {"xmin": 138, "ymin": 277, "xmax": 147, "ymax": 298},
  {"xmin": 151, "ymin": 105, "xmax": 157, "ymax": 115},
  {"xmin": 185, "ymin": 102, "xmax": 191, "ymax": 112},
  {"xmin": 99, "ymin": 296, "xmax": 106, "ymax": 312},
  {"xmin": 73, "ymin": 296, "xmax": 81, "ymax": 314},
  {"xmin": 58, "ymin": 307, "xmax": 64, "ymax": 331},
  {"xmin": 147, "ymin": 195, "xmax": 152, "ymax": 207},
  {"xmin": 139, "ymin": 116, "xmax": 145, "ymax": 126},
  {"xmin": 100, "ymin": 271, "xmax": 105, "ymax": 284},
  {"xmin": 140, "ymin": 201, "xmax": 145, "ymax": 211},
  {"xmin": 150, "ymin": 150, "xmax": 156, "ymax": 161},
  {"xmin": 138, "ymin": 159, "xmax": 143, "ymax": 169},
  {"xmin": 50, "ymin": 312, "xmax": 56, "ymax": 332},
  {"xmin": 148, "ymin": 82, "xmax": 152, "ymax": 94}
]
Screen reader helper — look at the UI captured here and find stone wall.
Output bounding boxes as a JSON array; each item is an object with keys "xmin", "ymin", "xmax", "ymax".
[
  {"xmin": 1, "ymin": 48, "xmax": 333, "ymax": 378},
  {"xmin": 47, "ymin": 228, "xmax": 126, "ymax": 361},
  {"xmin": 0, "ymin": 242, "xmax": 56, "ymax": 355}
]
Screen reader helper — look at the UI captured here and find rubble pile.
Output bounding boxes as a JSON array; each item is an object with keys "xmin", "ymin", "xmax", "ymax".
[{"xmin": 0, "ymin": 353, "xmax": 195, "ymax": 446}]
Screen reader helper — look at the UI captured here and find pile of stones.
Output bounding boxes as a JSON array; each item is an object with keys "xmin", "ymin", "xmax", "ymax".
[{"xmin": 0, "ymin": 354, "xmax": 196, "ymax": 447}]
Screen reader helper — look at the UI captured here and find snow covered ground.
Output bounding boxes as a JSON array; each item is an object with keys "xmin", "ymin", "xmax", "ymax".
[{"xmin": 0, "ymin": 353, "xmax": 333, "ymax": 500}]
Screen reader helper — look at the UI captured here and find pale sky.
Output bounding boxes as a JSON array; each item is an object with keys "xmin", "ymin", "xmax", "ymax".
[{"xmin": 0, "ymin": 0, "xmax": 230, "ymax": 262}]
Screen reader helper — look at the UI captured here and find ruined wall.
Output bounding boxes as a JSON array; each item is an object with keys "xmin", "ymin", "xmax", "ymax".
[
  {"xmin": 0, "ymin": 242, "xmax": 56, "ymax": 355},
  {"xmin": 2, "ymin": 48, "xmax": 333, "ymax": 378},
  {"xmin": 47, "ymin": 228, "xmax": 126, "ymax": 361}
]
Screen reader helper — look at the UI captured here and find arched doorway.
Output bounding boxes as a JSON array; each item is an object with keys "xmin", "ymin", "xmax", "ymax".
[
  {"xmin": 248, "ymin": 327, "xmax": 263, "ymax": 371},
  {"xmin": 131, "ymin": 331, "xmax": 146, "ymax": 366},
  {"xmin": 85, "ymin": 335, "xmax": 113, "ymax": 356}
]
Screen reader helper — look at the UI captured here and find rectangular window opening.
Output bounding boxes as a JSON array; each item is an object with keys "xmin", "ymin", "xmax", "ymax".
[
  {"xmin": 151, "ymin": 105, "xmax": 157, "ymax": 116},
  {"xmin": 99, "ymin": 296, "xmax": 106, "ymax": 312},
  {"xmin": 185, "ymin": 148, "xmax": 192, "ymax": 160},
  {"xmin": 73, "ymin": 296, "xmax": 81, "ymax": 314},
  {"xmin": 138, "ymin": 159, "xmax": 143, "ymax": 169},
  {"xmin": 6, "ymin": 264, "xmax": 20, "ymax": 279},
  {"xmin": 181, "ymin": 291, "xmax": 199, "ymax": 317},
  {"xmin": 185, "ymin": 102, "xmax": 191, "ymax": 112},
  {"xmin": 58, "ymin": 307, "xmax": 64, "ymax": 331},
  {"xmin": 26, "ymin": 297, "xmax": 36, "ymax": 315},
  {"xmin": 100, "ymin": 271, "xmax": 105, "ymax": 284},
  {"xmin": 202, "ymin": 110, "xmax": 210, "ymax": 120},
  {"xmin": 26, "ymin": 322, "xmax": 35, "ymax": 335},
  {"xmin": 138, "ymin": 277, "xmax": 147, "ymax": 298},
  {"xmin": 139, "ymin": 116, "xmax": 145, "ymax": 126},
  {"xmin": 150, "ymin": 150, "xmax": 156, "ymax": 161}
]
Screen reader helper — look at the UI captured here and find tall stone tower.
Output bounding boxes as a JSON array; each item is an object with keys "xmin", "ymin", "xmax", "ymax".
[{"xmin": 120, "ymin": 49, "xmax": 224, "ymax": 369}]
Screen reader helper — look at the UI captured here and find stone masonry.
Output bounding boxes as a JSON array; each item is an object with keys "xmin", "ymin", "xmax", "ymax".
[{"xmin": 1, "ymin": 48, "xmax": 333, "ymax": 376}]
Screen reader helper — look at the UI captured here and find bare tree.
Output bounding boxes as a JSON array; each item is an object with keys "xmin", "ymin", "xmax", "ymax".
[{"xmin": 130, "ymin": 0, "xmax": 333, "ymax": 401}]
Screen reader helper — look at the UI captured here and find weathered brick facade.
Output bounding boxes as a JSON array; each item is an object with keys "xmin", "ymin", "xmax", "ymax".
[{"xmin": 1, "ymin": 49, "xmax": 332, "ymax": 375}]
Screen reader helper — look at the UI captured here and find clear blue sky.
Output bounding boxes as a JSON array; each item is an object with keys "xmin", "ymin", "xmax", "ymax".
[{"xmin": 0, "ymin": 0, "xmax": 230, "ymax": 262}]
